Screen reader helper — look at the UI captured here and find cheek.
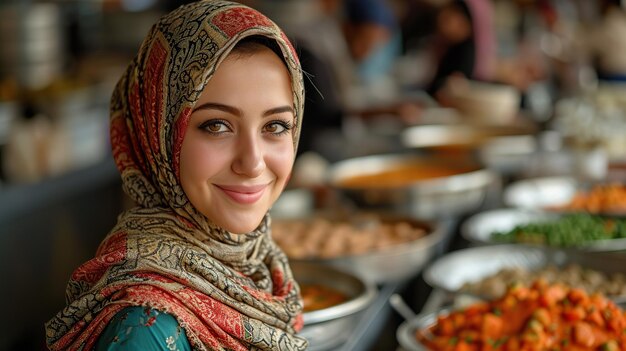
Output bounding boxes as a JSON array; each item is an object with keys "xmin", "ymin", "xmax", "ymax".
[
  {"xmin": 180, "ymin": 138, "xmax": 224, "ymax": 186},
  {"xmin": 267, "ymin": 143, "xmax": 295, "ymax": 183}
]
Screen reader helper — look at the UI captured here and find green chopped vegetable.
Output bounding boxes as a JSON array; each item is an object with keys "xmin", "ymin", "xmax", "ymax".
[{"xmin": 491, "ymin": 214, "xmax": 626, "ymax": 247}]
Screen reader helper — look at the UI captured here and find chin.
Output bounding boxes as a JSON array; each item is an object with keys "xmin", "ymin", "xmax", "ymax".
[
  {"xmin": 227, "ymin": 226, "xmax": 257, "ymax": 235},
  {"xmin": 219, "ymin": 216, "xmax": 265, "ymax": 235}
]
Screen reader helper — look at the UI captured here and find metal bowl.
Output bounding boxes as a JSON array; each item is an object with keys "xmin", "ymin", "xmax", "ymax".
[
  {"xmin": 401, "ymin": 123, "xmax": 536, "ymax": 150},
  {"xmin": 461, "ymin": 208, "xmax": 626, "ymax": 251},
  {"xmin": 423, "ymin": 244, "xmax": 626, "ymax": 302},
  {"xmin": 478, "ymin": 134, "xmax": 538, "ymax": 175},
  {"xmin": 278, "ymin": 214, "xmax": 447, "ymax": 284},
  {"xmin": 461, "ymin": 208, "xmax": 556, "ymax": 245},
  {"xmin": 401, "ymin": 123, "xmax": 540, "ymax": 176},
  {"xmin": 291, "ymin": 261, "xmax": 377, "ymax": 351},
  {"xmin": 396, "ymin": 309, "xmax": 439, "ymax": 351},
  {"xmin": 503, "ymin": 176, "xmax": 579, "ymax": 209},
  {"xmin": 328, "ymin": 154, "xmax": 495, "ymax": 219},
  {"xmin": 424, "ymin": 244, "xmax": 548, "ymax": 294},
  {"xmin": 398, "ymin": 300, "xmax": 626, "ymax": 351},
  {"xmin": 403, "ymin": 245, "xmax": 626, "ymax": 351}
]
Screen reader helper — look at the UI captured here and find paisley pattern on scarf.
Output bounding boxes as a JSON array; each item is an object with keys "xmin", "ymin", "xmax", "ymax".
[{"xmin": 45, "ymin": 1, "xmax": 306, "ymax": 350}]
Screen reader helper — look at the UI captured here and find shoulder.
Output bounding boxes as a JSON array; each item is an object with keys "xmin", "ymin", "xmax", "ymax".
[{"xmin": 95, "ymin": 306, "xmax": 191, "ymax": 351}]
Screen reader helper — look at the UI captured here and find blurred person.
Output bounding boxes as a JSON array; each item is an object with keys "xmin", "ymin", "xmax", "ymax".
[
  {"xmin": 252, "ymin": 0, "xmax": 353, "ymax": 157},
  {"xmin": 426, "ymin": 0, "xmax": 497, "ymax": 99},
  {"xmin": 427, "ymin": 0, "xmax": 546, "ymax": 106},
  {"xmin": 343, "ymin": 0, "xmax": 403, "ymax": 84},
  {"xmin": 586, "ymin": 0, "xmax": 626, "ymax": 82},
  {"xmin": 392, "ymin": 0, "xmax": 438, "ymax": 53},
  {"xmin": 256, "ymin": 0, "xmax": 422, "ymax": 158},
  {"xmin": 45, "ymin": 1, "xmax": 307, "ymax": 350}
]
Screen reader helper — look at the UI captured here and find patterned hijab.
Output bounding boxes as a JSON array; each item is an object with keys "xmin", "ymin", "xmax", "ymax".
[{"xmin": 45, "ymin": 1, "xmax": 306, "ymax": 350}]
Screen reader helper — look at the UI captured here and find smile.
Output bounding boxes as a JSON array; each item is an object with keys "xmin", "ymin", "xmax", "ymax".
[{"xmin": 215, "ymin": 184, "xmax": 268, "ymax": 204}]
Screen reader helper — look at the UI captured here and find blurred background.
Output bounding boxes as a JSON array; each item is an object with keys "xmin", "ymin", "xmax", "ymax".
[{"xmin": 2, "ymin": 0, "xmax": 626, "ymax": 350}]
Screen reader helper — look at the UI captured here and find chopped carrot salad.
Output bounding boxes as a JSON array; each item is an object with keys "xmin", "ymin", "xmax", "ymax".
[
  {"xmin": 417, "ymin": 280, "xmax": 626, "ymax": 350},
  {"xmin": 556, "ymin": 183, "xmax": 626, "ymax": 214}
]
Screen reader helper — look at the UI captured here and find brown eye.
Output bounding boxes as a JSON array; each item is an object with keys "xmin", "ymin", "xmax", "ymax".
[
  {"xmin": 266, "ymin": 123, "xmax": 280, "ymax": 133},
  {"xmin": 264, "ymin": 121, "xmax": 292, "ymax": 136},
  {"xmin": 207, "ymin": 123, "xmax": 222, "ymax": 132},
  {"xmin": 199, "ymin": 119, "xmax": 230, "ymax": 134}
]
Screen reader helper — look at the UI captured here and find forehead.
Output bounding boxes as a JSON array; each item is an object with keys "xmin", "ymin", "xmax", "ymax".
[{"xmin": 195, "ymin": 46, "xmax": 293, "ymax": 104}]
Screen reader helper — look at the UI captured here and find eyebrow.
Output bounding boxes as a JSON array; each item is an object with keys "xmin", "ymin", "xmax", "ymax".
[{"xmin": 192, "ymin": 102, "xmax": 294, "ymax": 117}]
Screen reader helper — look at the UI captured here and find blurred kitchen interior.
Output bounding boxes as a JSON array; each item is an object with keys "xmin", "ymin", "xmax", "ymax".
[{"xmin": 1, "ymin": 0, "xmax": 626, "ymax": 350}]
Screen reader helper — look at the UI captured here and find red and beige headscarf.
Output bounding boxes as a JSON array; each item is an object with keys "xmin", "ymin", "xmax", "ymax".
[{"xmin": 45, "ymin": 1, "xmax": 306, "ymax": 350}]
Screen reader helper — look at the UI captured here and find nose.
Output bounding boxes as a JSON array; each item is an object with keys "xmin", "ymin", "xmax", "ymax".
[{"xmin": 232, "ymin": 131, "xmax": 265, "ymax": 178}]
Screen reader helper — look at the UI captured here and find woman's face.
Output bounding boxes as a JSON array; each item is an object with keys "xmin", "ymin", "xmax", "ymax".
[
  {"xmin": 180, "ymin": 46, "xmax": 295, "ymax": 234},
  {"xmin": 437, "ymin": 5, "xmax": 471, "ymax": 44}
]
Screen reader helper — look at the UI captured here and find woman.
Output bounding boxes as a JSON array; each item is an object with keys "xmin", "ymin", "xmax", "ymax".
[
  {"xmin": 426, "ymin": 0, "xmax": 496, "ymax": 98},
  {"xmin": 343, "ymin": 0, "xmax": 402, "ymax": 84},
  {"xmin": 45, "ymin": 1, "xmax": 307, "ymax": 350}
]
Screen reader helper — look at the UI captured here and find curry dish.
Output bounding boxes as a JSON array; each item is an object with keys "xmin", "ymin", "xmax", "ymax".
[
  {"xmin": 337, "ymin": 163, "xmax": 475, "ymax": 189},
  {"xmin": 300, "ymin": 283, "xmax": 349, "ymax": 312},
  {"xmin": 417, "ymin": 280, "xmax": 626, "ymax": 350}
]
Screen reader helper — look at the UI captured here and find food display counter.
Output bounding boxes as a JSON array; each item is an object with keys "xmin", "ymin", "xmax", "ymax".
[
  {"xmin": 4, "ymin": 102, "xmax": 625, "ymax": 350},
  {"xmin": 280, "ymin": 108, "xmax": 626, "ymax": 350},
  {"xmin": 271, "ymin": 194, "xmax": 472, "ymax": 350}
]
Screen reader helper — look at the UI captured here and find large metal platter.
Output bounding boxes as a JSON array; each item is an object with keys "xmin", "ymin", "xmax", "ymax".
[
  {"xmin": 461, "ymin": 208, "xmax": 626, "ymax": 251},
  {"xmin": 461, "ymin": 208, "xmax": 556, "ymax": 244},
  {"xmin": 291, "ymin": 261, "xmax": 377, "ymax": 351},
  {"xmin": 400, "ymin": 123, "xmax": 537, "ymax": 149},
  {"xmin": 397, "ymin": 298, "xmax": 626, "ymax": 351},
  {"xmin": 328, "ymin": 154, "xmax": 496, "ymax": 219},
  {"xmin": 423, "ymin": 244, "xmax": 626, "ymax": 298},
  {"xmin": 282, "ymin": 215, "xmax": 447, "ymax": 284},
  {"xmin": 402, "ymin": 244, "xmax": 626, "ymax": 351}
]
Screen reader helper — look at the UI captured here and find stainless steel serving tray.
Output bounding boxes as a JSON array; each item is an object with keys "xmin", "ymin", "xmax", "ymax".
[
  {"xmin": 400, "ymin": 123, "xmax": 537, "ymax": 149},
  {"xmin": 398, "ymin": 298, "xmax": 626, "ymax": 351},
  {"xmin": 328, "ymin": 154, "xmax": 495, "ymax": 219},
  {"xmin": 292, "ymin": 261, "xmax": 377, "ymax": 351},
  {"xmin": 283, "ymin": 215, "xmax": 447, "ymax": 284},
  {"xmin": 399, "ymin": 301, "xmax": 626, "ymax": 351},
  {"xmin": 461, "ymin": 208, "xmax": 626, "ymax": 251},
  {"xmin": 423, "ymin": 244, "xmax": 626, "ymax": 298},
  {"xmin": 401, "ymin": 244, "xmax": 626, "ymax": 351},
  {"xmin": 401, "ymin": 123, "xmax": 540, "ymax": 175}
]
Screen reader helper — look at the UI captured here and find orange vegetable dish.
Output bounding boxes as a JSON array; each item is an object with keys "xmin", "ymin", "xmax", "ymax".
[
  {"xmin": 559, "ymin": 183, "xmax": 626, "ymax": 214},
  {"xmin": 416, "ymin": 280, "xmax": 626, "ymax": 351}
]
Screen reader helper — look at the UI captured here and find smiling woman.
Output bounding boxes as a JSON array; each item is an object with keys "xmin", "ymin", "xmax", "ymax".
[
  {"xmin": 45, "ymin": 1, "xmax": 307, "ymax": 351},
  {"xmin": 180, "ymin": 40, "xmax": 296, "ymax": 235}
]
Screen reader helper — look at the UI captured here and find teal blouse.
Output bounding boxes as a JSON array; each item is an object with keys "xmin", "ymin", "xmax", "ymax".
[{"xmin": 95, "ymin": 306, "xmax": 191, "ymax": 351}]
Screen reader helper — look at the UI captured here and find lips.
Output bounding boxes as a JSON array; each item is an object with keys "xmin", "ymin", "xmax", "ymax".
[{"xmin": 215, "ymin": 184, "xmax": 268, "ymax": 204}]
